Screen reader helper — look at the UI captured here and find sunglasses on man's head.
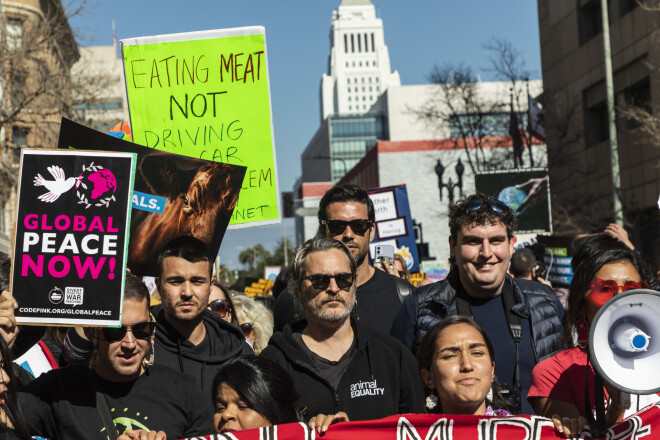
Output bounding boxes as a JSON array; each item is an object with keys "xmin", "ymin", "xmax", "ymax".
[
  {"xmin": 209, "ymin": 299, "xmax": 231, "ymax": 318},
  {"xmin": 321, "ymin": 219, "xmax": 372, "ymax": 236},
  {"xmin": 303, "ymin": 273, "xmax": 355, "ymax": 291},
  {"xmin": 102, "ymin": 321, "xmax": 155, "ymax": 343},
  {"xmin": 464, "ymin": 198, "xmax": 511, "ymax": 213},
  {"xmin": 587, "ymin": 278, "xmax": 649, "ymax": 307},
  {"xmin": 240, "ymin": 323, "xmax": 253, "ymax": 337}
]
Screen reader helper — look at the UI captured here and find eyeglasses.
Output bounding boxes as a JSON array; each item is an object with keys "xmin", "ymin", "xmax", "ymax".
[
  {"xmin": 240, "ymin": 323, "xmax": 253, "ymax": 337},
  {"xmin": 303, "ymin": 273, "xmax": 356, "ymax": 291},
  {"xmin": 587, "ymin": 278, "xmax": 649, "ymax": 306},
  {"xmin": 102, "ymin": 321, "xmax": 155, "ymax": 343},
  {"xmin": 209, "ymin": 299, "xmax": 231, "ymax": 318},
  {"xmin": 321, "ymin": 219, "xmax": 372, "ymax": 236},
  {"xmin": 464, "ymin": 198, "xmax": 511, "ymax": 213}
]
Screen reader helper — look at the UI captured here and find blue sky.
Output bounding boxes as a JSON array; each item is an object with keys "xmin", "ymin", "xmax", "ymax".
[{"xmin": 69, "ymin": 1, "xmax": 542, "ymax": 270}]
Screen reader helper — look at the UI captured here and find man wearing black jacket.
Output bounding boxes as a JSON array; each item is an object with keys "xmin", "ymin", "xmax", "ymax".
[
  {"xmin": 261, "ymin": 237, "xmax": 424, "ymax": 421},
  {"xmin": 390, "ymin": 194, "xmax": 564, "ymax": 414},
  {"xmin": 154, "ymin": 236, "xmax": 252, "ymax": 393},
  {"xmin": 18, "ymin": 274, "xmax": 212, "ymax": 439}
]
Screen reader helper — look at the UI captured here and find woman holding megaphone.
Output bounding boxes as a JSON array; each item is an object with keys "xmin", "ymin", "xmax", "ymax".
[{"xmin": 527, "ymin": 244, "xmax": 656, "ymax": 437}]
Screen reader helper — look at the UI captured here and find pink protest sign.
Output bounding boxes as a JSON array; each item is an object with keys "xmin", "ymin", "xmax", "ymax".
[{"xmin": 10, "ymin": 149, "xmax": 135, "ymax": 326}]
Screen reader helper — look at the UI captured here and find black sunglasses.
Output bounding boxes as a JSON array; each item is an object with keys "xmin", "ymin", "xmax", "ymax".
[
  {"xmin": 209, "ymin": 299, "xmax": 231, "ymax": 318},
  {"xmin": 240, "ymin": 323, "xmax": 253, "ymax": 337},
  {"xmin": 303, "ymin": 272, "xmax": 356, "ymax": 291},
  {"xmin": 102, "ymin": 321, "xmax": 155, "ymax": 343},
  {"xmin": 464, "ymin": 198, "xmax": 511, "ymax": 213},
  {"xmin": 321, "ymin": 219, "xmax": 372, "ymax": 236}
]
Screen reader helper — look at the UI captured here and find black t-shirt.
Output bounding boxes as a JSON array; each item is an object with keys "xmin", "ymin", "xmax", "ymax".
[
  {"xmin": 463, "ymin": 283, "xmax": 536, "ymax": 414},
  {"xmin": 355, "ymin": 269, "xmax": 406, "ymax": 334},
  {"xmin": 294, "ymin": 332, "xmax": 355, "ymax": 391},
  {"xmin": 19, "ymin": 364, "xmax": 212, "ymax": 440}
]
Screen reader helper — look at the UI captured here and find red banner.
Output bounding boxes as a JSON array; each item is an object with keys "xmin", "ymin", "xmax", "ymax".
[{"xmin": 184, "ymin": 403, "xmax": 660, "ymax": 439}]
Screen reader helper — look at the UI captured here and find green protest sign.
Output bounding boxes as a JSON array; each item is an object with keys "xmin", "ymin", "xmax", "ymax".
[{"xmin": 121, "ymin": 26, "xmax": 280, "ymax": 227}]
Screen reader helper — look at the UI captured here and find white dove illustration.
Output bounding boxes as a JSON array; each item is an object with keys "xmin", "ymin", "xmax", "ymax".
[{"xmin": 33, "ymin": 166, "xmax": 80, "ymax": 203}]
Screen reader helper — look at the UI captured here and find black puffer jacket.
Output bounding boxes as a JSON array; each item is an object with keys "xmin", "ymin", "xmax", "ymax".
[{"xmin": 392, "ymin": 269, "xmax": 564, "ymax": 359}]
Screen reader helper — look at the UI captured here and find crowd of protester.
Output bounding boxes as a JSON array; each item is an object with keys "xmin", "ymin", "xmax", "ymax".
[{"xmin": 0, "ymin": 184, "xmax": 658, "ymax": 439}]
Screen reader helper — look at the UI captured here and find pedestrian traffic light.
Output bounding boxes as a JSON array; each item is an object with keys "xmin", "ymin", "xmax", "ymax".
[{"xmin": 282, "ymin": 192, "xmax": 294, "ymax": 218}]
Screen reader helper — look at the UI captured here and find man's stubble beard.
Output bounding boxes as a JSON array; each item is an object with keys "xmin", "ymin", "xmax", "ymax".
[{"xmin": 354, "ymin": 245, "xmax": 368, "ymax": 267}]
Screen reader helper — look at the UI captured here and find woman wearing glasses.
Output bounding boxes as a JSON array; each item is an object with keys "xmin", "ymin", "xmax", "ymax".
[
  {"xmin": 231, "ymin": 294, "xmax": 273, "ymax": 355},
  {"xmin": 208, "ymin": 280, "xmax": 238, "ymax": 326},
  {"xmin": 528, "ymin": 245, "xmax": 655, "ymax": 437}
]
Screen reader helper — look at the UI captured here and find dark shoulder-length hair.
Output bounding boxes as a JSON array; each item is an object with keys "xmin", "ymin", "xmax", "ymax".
[
  {"xmin": 418, "ymin": 315, "xmax": 511, "ymax": 414},
  {"xmin": 0, "ymin": 337, "xmax": 30, "ymax": 440},
  {"xmin": 212, "ymin": 356, "xmax": 301, "ymax": 425},
  {"xmin": 565, "ymin": 246, "xmax": 647, "ymax": 344}
]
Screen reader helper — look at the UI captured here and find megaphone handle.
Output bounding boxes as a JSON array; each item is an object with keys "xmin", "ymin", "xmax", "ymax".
[{"xmin": 619, "ymin": 392, "xmax": 631, "ymax": 410}]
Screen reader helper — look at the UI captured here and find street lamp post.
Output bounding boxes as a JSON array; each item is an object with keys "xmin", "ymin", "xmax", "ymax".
[
  {"xmin": 600, "ymin": 0, "xmax": 623, "ymax": 225},
  {"xmin": 435, "ymin": 158, "xmax": 465, "ymax": 204}
]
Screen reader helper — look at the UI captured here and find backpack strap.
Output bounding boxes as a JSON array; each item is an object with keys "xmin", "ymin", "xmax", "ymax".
[{"xmin": 393, "ymin": 277, "xmax": 413, "ymax": 303}]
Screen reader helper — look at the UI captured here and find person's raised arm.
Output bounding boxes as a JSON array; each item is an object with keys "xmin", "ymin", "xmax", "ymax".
[
  {"xmin": 0, "ymin": 291, "xmax": 19, "ymax": 348},
  {"xmin": 603, "ymin": 224, "xmax": 634, "ymax": 250}
]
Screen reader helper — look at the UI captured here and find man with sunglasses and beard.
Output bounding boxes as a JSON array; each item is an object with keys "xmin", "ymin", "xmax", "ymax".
[
  {"xmin": 17, "ymin": 274, "xmax": 212, "ymax": 439},
  {"xmin": 274, "ymin": 185, "xmax": 412, "ymax": 334},
  {"xmin": 262, "ymin": 237, "xmax": 424, "ymax": 422},
  {"xmin": 391, "ymin": 193, "xmax": 564, "ymax": 415},
  {"xmin": 318, "ymin": 185, "xmax": 413, "ymax": 334}
]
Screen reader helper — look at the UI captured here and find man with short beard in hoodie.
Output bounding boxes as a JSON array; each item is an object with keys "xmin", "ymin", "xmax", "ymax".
[
  {"xmin": 154, "ymin": 236, "xmax": 252, "ymax": 394},
  {"xmin": 261, "ymin": 237, "xmax": 424, "ymax": 422}
]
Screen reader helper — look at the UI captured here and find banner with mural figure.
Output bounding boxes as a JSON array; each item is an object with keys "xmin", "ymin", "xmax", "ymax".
[
  {"xmin": 10, "ymin": 149, "xmax": 135, "ymax": 326},
  {"xmin": 121, "ymin": 26, "xmax": 279, "ymax": 228},
  {"xmin": 182, "ymin": 403, "xmax": 660, "ymax": 440},
  {"xmin": 475, "ymin": 168, "xmax": 551, "ymax": 234}
]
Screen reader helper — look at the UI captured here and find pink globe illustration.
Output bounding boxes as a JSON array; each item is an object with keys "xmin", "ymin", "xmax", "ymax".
[{"xmin": 87, "ymin": 169, "xmax": 117, "ymax": 199}]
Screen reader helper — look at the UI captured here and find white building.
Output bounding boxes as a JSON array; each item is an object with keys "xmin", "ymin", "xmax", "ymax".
[
  {"xmin": 372, "ymin": 80, "xmax": 543, "ymax": 141},
  {"xmin": 71, "ymin": 44, "xmax": 129, "ymax": 132},
  {"xmin": 296, "ymin": 79, "xmax": 548, "ymax": 253},
  {"xmin": 320, "ymin": 0, "xmax": 400, "ymax": 120}
]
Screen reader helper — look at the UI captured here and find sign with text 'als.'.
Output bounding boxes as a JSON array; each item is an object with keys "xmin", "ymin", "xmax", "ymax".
[
  {"xmin": 10, "ymin": 150, "xmax": 135, "ymax": 326},
  {"xmin": 121, "ymin": 26, "xmax": 279, "ymax": 228}
]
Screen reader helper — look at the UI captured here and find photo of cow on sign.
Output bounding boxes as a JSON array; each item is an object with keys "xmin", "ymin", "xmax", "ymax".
[
  {"xmin": 129, "ymin": 151, "xmax": 246, "ymax": 275},
  {"xmin": 57, "ymin": 118, "xmax": 247, "ymax": 276},
  {"xmin": 10, "ymin": 149, "xmax": 135, "ymax": 326}
]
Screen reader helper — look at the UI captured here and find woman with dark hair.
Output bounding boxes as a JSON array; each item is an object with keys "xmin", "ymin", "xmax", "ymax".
[
  {"xmin": 418, "ymin": 315, "xmax": 511, "ymax": 416},
  {"xmin": 528, "ymin": 246, "xmax": 655, "ymax": 437},
  {"xmin": 212, "ymin": 356, "xmax": 301, "ymax": 433}
]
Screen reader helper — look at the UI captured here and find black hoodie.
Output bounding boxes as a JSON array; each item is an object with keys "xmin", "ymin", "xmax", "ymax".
[
  {"xmin": 261, "ymin": 318, "xmax": 424, "ymax": 421},
  {"xmin": 152, "ymin": 305, "xmax": 253, "ymax": 393}
]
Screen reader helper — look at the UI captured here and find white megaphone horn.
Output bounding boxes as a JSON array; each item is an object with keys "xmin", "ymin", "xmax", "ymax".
[{"xmin": 589, "ymin": 289, "xmax": 660, "ymax": 394}]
